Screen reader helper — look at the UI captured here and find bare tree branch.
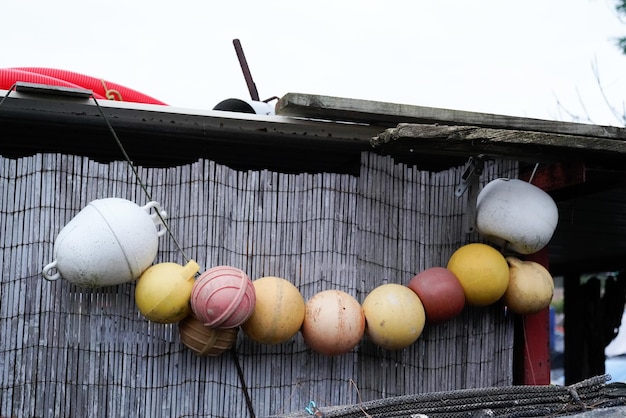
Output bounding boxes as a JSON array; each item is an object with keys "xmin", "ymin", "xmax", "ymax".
[{"xmin": 591, "ymin": 56, "xmax": 626, "ymax": 125}]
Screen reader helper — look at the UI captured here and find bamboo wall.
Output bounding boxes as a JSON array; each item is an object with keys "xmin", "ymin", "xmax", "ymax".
[{"xmin": 0, "ymin": 152, "xmax": 517, "ymax": 418}]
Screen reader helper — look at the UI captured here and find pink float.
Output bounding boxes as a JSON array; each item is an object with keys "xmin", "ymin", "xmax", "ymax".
[{"xmin": 191, "ymin": 266, "xmax": 256, "ymax": 329}]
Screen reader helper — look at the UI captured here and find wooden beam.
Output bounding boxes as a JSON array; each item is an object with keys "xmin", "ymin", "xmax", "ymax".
[
  {"xmin": 276, "ymin": 93, "xmax": 626, "ymax": 140},
  {"xmin": 371, "ymin": 123, "xmax": 626, "ymax": 163}
]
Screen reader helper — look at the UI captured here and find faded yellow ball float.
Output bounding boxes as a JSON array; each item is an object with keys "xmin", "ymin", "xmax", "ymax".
[
  {"xmin": 362, "ymin": 283, "xmax": 426, "ymax": 350},
  {"xmin": 242, "ymin": 276, "xmax": 305, "ymax": 344},
  {"xmin": 135, "ymin": 260, "xmax": 199, "ymax": 323},
  {"xmin": 503, "ymin": 257, "xmax": 554, "ymax": 315}
]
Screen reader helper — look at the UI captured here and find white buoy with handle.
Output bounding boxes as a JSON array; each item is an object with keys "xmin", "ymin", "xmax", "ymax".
[{"xmin": 42, "ymin": 198, "xmax": 167, "ymax": 288}]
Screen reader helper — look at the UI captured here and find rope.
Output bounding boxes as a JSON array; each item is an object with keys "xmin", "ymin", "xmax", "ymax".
[
  {"xmin": 527, "ymin": 163, "xmax": 540, "ymax": 184},
  {"xmin": 90, "ymin": 96, "xmax": 192, "ymax": 264},
  {"xmin": 271, "ymin": 375, "xmax": 618, "ymax": 418},
  {"xmin": 522, "ymin": 315, "xmax": 538, "ymax": 385},
  {"xmin": 100, "ymin": 79, "xmax": 123, "ymax": 101},
  {"xmin": 231, "ymin": 346, "xmax": 257, "ymax": 418},
  {"xmin": 0, "ymin": 83, "xmax": 17, "ymax": 108}
]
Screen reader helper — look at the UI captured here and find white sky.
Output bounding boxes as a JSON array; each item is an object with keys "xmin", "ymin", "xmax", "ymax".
[{"xmin": 3, "ymin": 0, "xmax": 626, "ymax": 126}]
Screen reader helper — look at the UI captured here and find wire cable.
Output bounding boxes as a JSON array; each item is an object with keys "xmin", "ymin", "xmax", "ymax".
[{"xmin": 91, "ymin": 97, "xmax": 192, "ymax": 264}]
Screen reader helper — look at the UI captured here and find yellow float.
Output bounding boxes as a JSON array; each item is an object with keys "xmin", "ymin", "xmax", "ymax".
[
  {"xmin": 242, "ymin": 276, "xmax": 305, "ymax": 344},
  {"xmin": 447, "ymin": 243, "xmax": 509, "ymax": 307},
  {"xmin": 135, "ymin": 260, "xmax": 199, "ymax": 323},
  {"xmin": 362, "ymin": 283, "xmax": 426, "ymax": 350}
]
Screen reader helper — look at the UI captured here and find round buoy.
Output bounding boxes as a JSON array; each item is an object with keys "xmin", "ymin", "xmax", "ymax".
[
  {"xmin": 301, "ymin": 290, "xmax": 364, "ymax": 356},
  {"xmin": 41, "ymin": 198, "xmax": 167, "ymax": 288},
  {"xmin": 178, "ymin": 314, "xmax": 238, "ymax": 356},
  {"xmin": 476, "ymin": 178, "xmax": 558, "ymax": 254},
  {"xmin": 407, "ymin": 267, "xmax": 465, "ymax": 323},
  {"xmin": 191, "ymin": 266, "xmax": 256, "ymax": 328},
  {"xmin": 242, "ymin": 276, "xmax": 305, "ymax": 344},
  {"xmin": 135, "ymin": 260, "xmax": 199, "ymax": 323},
  {"xmin": 362, "ymin": 284, "xmax": 426, "ymax": 350},
  {"xmin": 503, "ymin": 257, "xmax": 554, "ymax": 314},
  {"xmin": 447, "ymin": 243, "xmax": 509, "ymax": 307}
]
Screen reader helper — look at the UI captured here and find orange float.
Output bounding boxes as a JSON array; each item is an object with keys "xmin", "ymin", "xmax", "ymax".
[
  {"xmin": 242, "ymin": 276, "xmax": 305, "ymax": 344},
  {"xmin": 179, "ymin": 314, "xmax": 238, "ymax": 356}
]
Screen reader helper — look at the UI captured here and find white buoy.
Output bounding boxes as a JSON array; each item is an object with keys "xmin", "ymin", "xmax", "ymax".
[
  {"xmin": 476, "ymin": 178, "xmax": 558, "ymax": 254},
  {"xmin": 42, "ymin": 198, "xmax": 167, "ymax": 288}
]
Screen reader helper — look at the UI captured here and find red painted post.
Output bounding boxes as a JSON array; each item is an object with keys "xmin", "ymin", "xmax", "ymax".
[{"xmin": 513, "ymin": 248, "xmax": 551, "ymax": 385}]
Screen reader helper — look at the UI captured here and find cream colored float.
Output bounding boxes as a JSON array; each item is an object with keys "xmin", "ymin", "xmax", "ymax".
[
  {"xmin": 301, "ymin": 290, "xmax": 364, "ymax": 356},
  {"xmin": 503, "ymin": 257, "xmax": 554, "ymax": 314}
]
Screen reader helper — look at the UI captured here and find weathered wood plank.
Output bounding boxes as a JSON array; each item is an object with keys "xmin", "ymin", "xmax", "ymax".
[
  {"xmin": 372, "ymin": 123, "xmax": 626, "ymax": 162},
  {"xmin": 276, "ymin": 92, "xmax": 626, "ymax": 139}
]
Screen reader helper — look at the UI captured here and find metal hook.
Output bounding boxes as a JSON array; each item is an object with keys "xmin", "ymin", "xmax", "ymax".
[{"xmin": 455, "ymin": 155, "xmax": 485, "ymax": 197}]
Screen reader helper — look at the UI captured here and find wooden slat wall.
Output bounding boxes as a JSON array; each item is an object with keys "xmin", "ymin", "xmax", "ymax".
[{"xmin": 0, "ymin": 152, "xmax": 518, "ymax": 418}]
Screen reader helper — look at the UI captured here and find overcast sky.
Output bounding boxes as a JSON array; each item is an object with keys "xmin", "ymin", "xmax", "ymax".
[{"xmin": 3, "ymin": 1, "xmax": 626, "ymax": 126}]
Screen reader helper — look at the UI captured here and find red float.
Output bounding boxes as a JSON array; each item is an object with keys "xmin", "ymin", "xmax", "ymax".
[{"xmin": 407, "ymin": 267, "xmax": 466, "ymax": 324}]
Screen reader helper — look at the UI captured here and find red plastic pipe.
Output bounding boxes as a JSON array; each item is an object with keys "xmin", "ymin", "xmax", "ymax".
[
  {"xmin": 1, "ymin": 67, "xmax": 166, "ymax": 105},
  {"xmin": 0, "ymin": 68, "xmax": 106, "ymax": 99}
]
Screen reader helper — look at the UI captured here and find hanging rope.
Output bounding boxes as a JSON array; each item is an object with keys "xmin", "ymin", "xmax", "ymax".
[
  {"xmin": 0, "ymin": 83, "xmax": 17, "ymax": 108},
  {"xmin": 231, "ymin": 346, "xmax": 257, "ymax": 418},
  {"xmin": 90, "ymin": 96, "xmax": 192, "ymax": 264},
  {"xmin": 528, "ymin": 162, "xmax": 540, "ymax": 184},
  {"xmin": 95, "ymin": 94, "xmax": 256, "ymax": 417}
]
